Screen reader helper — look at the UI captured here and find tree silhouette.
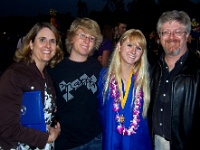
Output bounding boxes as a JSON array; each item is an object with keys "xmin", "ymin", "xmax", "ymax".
[
  {"xmin": 96, "ymin": 0, "xmax": 128, "ymax": 27},
  {"xmin": 77, "ymin": 0, "xmax": 88, "ymax": 17}
]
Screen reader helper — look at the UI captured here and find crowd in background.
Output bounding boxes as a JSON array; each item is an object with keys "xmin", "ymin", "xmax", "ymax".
[{"xmin": 1, "ymin": 16, "xmax": 199, "ymax": 76}]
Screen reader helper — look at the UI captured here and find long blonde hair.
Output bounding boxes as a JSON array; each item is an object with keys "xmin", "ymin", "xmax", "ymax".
[{"xmin": 103, "ymin": 29, "xmax": 150, "ymax": 117}]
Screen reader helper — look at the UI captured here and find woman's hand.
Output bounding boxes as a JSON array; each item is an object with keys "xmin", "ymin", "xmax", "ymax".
[{"xmin": 47, "ymin": 122, "xmax": 61, "ymax": 143}]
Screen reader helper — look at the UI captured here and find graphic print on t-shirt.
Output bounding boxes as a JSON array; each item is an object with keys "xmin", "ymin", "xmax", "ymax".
[{"xmin": 59, "ymin": 73, "xmax": 97, "ymax": 102}]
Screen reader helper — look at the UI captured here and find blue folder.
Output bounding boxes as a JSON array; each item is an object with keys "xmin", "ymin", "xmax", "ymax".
[{"xmin": 20, "ymin": 90, "xmax": 46, "ymax": 132}]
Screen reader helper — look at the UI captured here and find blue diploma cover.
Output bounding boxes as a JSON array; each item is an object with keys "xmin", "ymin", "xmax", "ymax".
[{"xmin": 20, "ymin": 90, "xmax": 46, "ymax": 132}]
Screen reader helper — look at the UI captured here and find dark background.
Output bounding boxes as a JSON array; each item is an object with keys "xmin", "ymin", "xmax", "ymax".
[
  {"xmin": 1, "ymin": 0, "xmax": 200, "ymax": 34},
  {"xmin": 0, "ymin": 0, "xmax": 200, "ymax": 74}
]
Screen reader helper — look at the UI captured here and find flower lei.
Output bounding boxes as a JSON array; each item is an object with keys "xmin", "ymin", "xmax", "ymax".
[{"xmin": 110, "ymin": 74, "xmax": 143, "ymax": 136}]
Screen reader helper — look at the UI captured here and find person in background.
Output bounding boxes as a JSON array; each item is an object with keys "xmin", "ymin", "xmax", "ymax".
[
  {"xmin": 16, "ymin": 35, "xmax": 25, "ymax": 50},
  {"xmin": 16, "ymin": 30, "xmax": 30, "ymax": 51},
  {"xmin": 97, "ymin": 24, "xmax": 114, "ymax": 67},
  {"xmin": 146, "ymin": 31, "xmax": 162, "ymax": 67},
  {"xmin": 98, "ymin": 29, "xmax": 153, "ymax": 150},
  {"xmin": 113, "ymin": 20, "xmax": 127, "ymax": 46},
  {"xmin": 47, "ymin": 17, "xmax": 103, "ymax": 150},
  {"xmin": 0, "ymin": 22, "xmax": 63, "ymax": 149},
  {"xmin": 148, "ymin": 10, "xmax": 200, "ymax": 150}
]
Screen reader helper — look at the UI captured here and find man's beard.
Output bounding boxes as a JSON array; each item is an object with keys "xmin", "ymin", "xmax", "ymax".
[
  {"xmin": 166, "ymin": 47, "xmax": 180, "ymax": 56},
  {"xmin": 163, "ymin": 39, "xmax": 181, "ymax": 56}
]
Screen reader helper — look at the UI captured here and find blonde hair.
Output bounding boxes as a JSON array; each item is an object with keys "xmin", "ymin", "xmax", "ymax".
[
  {"xmin": 66, "ymin": 17, "xmax": 103, "ymax": 55},
  {"xmin": 103, "ymin": 29, "xmax": 150, "ymax": 117}
]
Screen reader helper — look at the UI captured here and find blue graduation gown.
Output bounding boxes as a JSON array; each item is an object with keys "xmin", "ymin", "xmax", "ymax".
[{"xmin": 98, "ymin": 68, "xmax": 153, "ymax": 150}]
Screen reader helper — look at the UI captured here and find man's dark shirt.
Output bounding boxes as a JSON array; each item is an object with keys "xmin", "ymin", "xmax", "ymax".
[{"xmin": 152, "ymin": 51, "xmax": 188, "ymax": 140}]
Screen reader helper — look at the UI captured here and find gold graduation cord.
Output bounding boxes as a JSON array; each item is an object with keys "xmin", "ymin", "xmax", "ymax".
[{"xmin": 119, "ymin": 71, "xmax": 133, "ymax": 109}]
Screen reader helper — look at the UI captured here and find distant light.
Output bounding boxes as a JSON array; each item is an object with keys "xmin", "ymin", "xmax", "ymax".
[{"xmin": 3, "ymin": 32, "xmax": 6, "ymax": 35}]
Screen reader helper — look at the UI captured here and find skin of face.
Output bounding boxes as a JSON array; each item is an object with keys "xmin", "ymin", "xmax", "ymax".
[
  {"xmin": 159, "ymin": 21, "xmax": 189, "ymax": 57},
  {"xmin": 118, "ymin": 38, "xmax": 143, "ymax": 67},
  {"xmin": 29, "ymin": 27, "xmax": 56, "ymax": 68},
  {"xmin": 117, "ymin": 23, "xmax": 127, "ymax": 36},
  {"xmin": 70, "ymin": 29, "xmax": 95, "ymax": 61}
]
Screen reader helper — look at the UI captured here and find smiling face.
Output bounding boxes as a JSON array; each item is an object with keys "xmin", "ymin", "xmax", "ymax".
[
  {"xmin": 29, "ymin": 27, "xmax": 56, "ymax": 67},
  {"xmin": 70, "ymin": 29, "xmax": 96, "ymax": 62},
  {"xmin": 159, "ymin": 20, "xmax": 189, "ymax": 57},
  {"xmin": 118, "ymin": 38, "xmax": 143, "ymax": 67}
]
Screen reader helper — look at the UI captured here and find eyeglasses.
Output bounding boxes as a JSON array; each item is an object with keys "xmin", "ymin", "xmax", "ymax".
[
  {"xmin": 76, "ymin": 33, "xmax": 96, "ymax": 43},
  {"xmin": 160, "ymin": 29, "xmax": 186, "ymax": 37}
]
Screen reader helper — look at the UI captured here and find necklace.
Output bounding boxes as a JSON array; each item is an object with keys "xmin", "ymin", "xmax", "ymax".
[{"xmin": 110, "ymin": 74, "xmax": 143, "ymax": 136}]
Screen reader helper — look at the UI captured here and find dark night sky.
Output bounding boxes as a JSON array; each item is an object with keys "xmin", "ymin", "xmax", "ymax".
[
  {"xmin": 0, "ymin": 0, "xmax": 110, "ymax": 17},
  {"xmin": 1, "ymin": 0, "xmax": 199, "ymax": 17}
]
